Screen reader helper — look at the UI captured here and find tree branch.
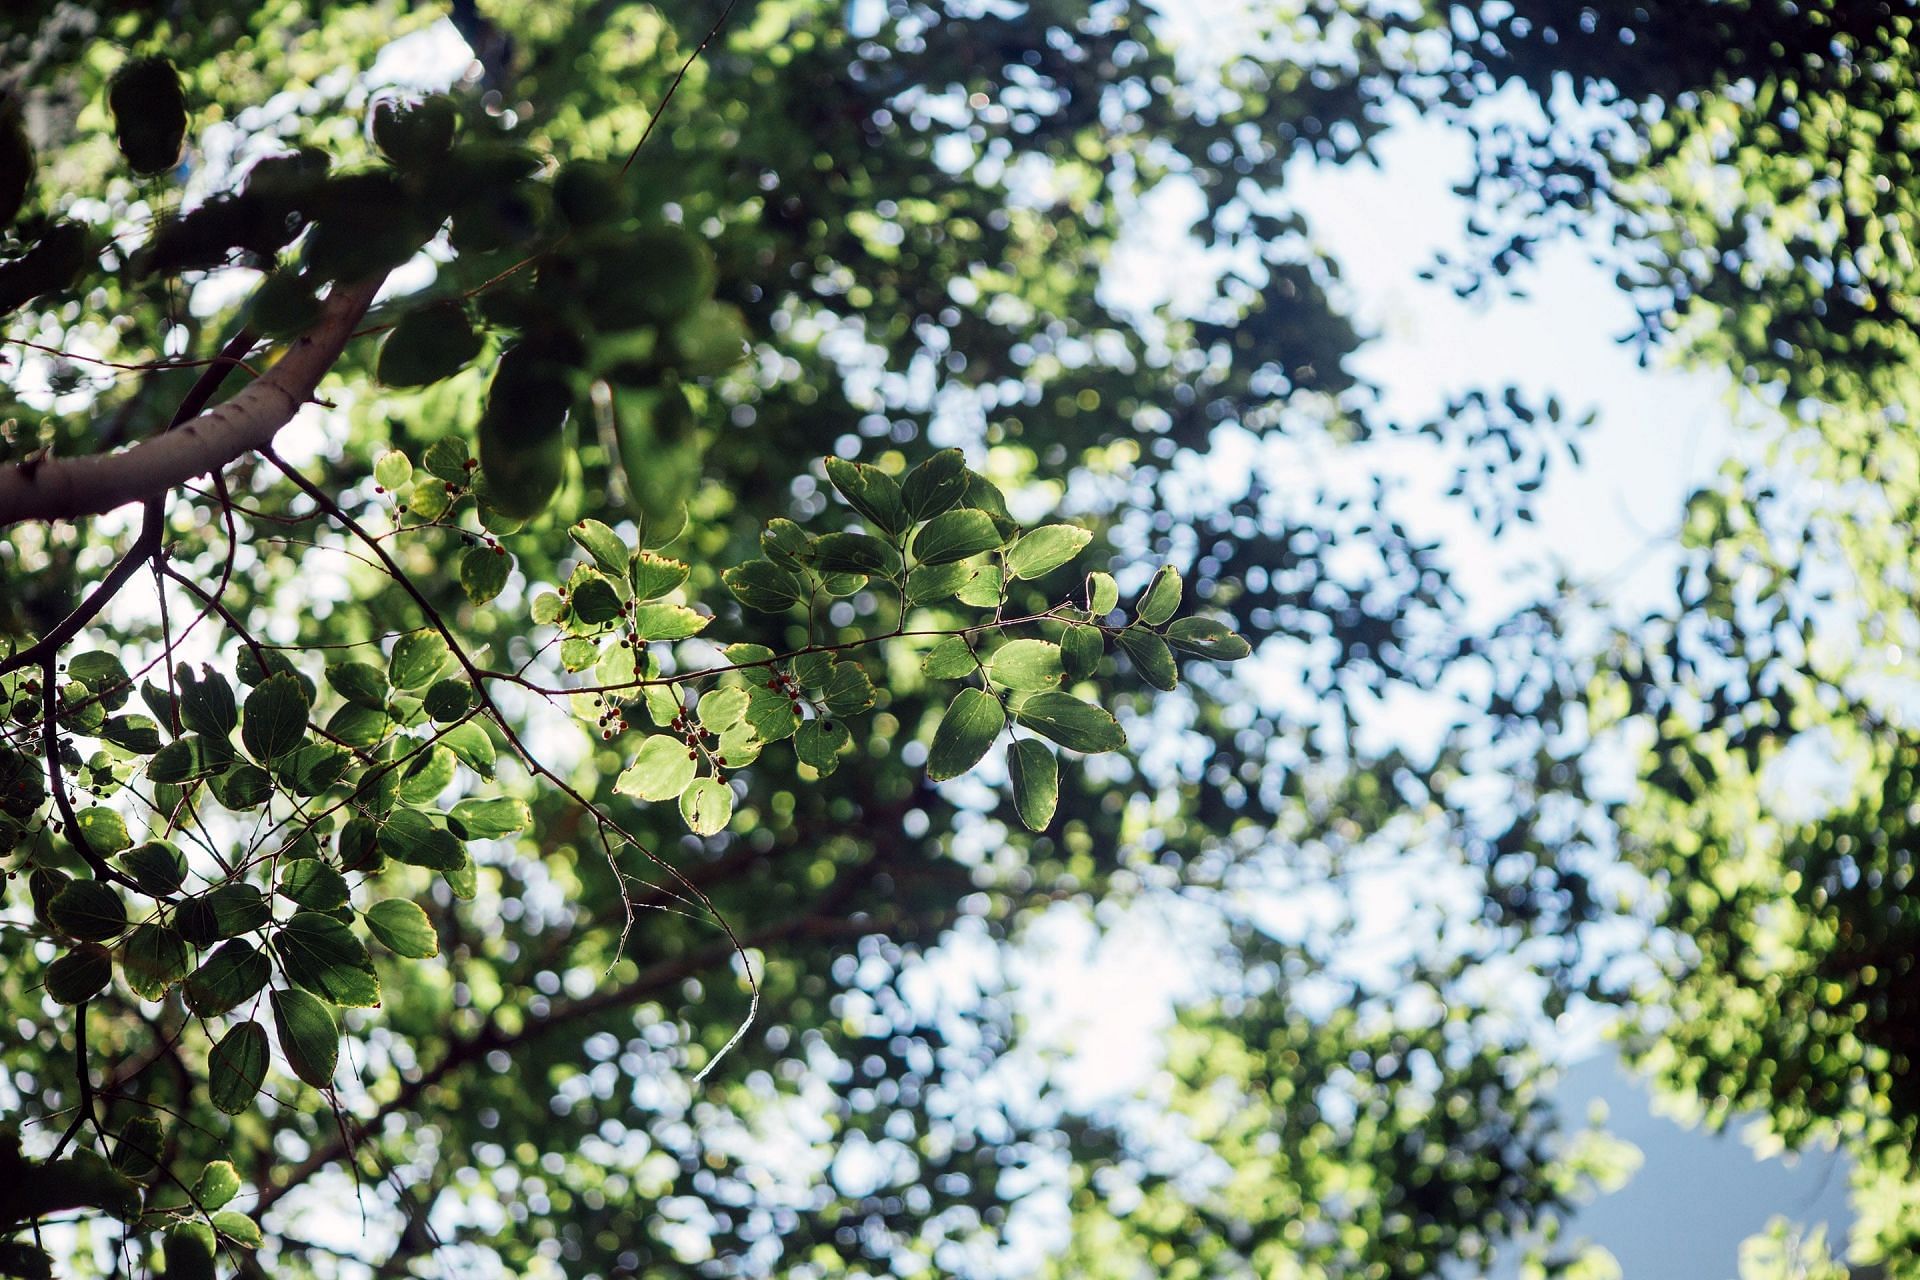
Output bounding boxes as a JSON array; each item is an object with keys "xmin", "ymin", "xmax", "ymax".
[{"xmin": 0, "ymin": 277, "xmax": 382, "ymax": 528}]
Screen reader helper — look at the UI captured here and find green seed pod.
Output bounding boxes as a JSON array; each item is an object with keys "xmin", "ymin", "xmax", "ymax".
[
  {"xmin": 370, "ymin": 94, "xmax": 457, "ymax": 169},
  {"xmin": 0, "ymin": 99, "xmax": 33, "ymax": 231},
  {"xmin": 553, "ymin": 159, "xmax": 624, "ymax": 227},
  {"xmin": 246, "ymin": 269, "xmax": 322, "ymax": 339},
  {"xmin": 107, "ymin": 56, "xmax": 188, "ymax": 177}
]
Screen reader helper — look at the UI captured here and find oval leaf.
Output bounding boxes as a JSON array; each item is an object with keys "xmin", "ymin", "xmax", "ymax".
[
  {"xmin": 912, "ymin": 509, "xmax": 1001, "ymax": 566},
  {"xmin": 271, "ymin": 988, "xmax": 339, "ymax": 1088},
  {"xmin": 1006, "ymin": 524, "xmax": 1092, "ymax": 580},
  {"xmin": 365, "ymin": 898, "xmax": 439, "ymax": 958},
  {"xmin": 927, "ymin": 688, "xmax": 1005, "ymax": 782},
  {"xmin": 679, "ymin": 776, "xmax": 733, "ymax": 836},
  {"xmin": 1011, "ymin": 692, "xmax": 1126, "ymax": 755},
  {"xmin": 208, "ymin": 1021, "xmax": 270, "ymax": 1115},
  {"xmin": 614, "ymin": 734, "xmax": 699, "ymax": 802},
  {"xmin": 274, "ymin": 911, "xmax": 380, "ymax": 1007}
]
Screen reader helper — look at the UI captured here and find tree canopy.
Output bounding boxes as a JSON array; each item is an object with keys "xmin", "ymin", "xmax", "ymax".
[{"xmin": 2, "ymin": 1, "xmax": 1918, "ymax": 1277}]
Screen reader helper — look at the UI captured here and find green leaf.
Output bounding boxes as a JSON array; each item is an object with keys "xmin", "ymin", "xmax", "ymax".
[
  {"xmin": 1007, "ymin": 738, "xmax": 1059, "ymax": 831},
  {"xmin": 284, "ymin": 746, "xmax": 350, "ymax": 797},
  {"xmin": 911, "ymin": 509, "xmax": 1002, "ymax": 565},
  {"xmin": 409, "ymin": 479, "xmax": 451, "ymax": 521},
  {"xmin": 569, "ymin": 518, "xmax": 630, "ymax": 575},
  {"xmin": 714, "ymin": 721, "xmax": 761, "ymax": 769},
  {"xmin": 1136, "ymin": 565, "xmax": 1182, "ymax": 626},
  {"xmin": 49, "ymin": 880, "xmax": 126, "ymax": 941},
  {"xmin": 397, "ymin": 744, "xmax": 457, "ymax": 805},
  {"xmin": 274, "ymin": 910, "xmax": 380, "ymax": 1007},
  {"xmin": 824, "ymin": 457, "xmax": 909, "ymax": 535},
  {"xmin": 724, "ymin": 559, "xmax": 806, "ymax": 612},
  {"xmin": 631, "ymin": 603, "xmax": 709, "ymax": 641},
  {"xmin": 957, "ymin": 469, "xmax": 1017, "ymax": 534},
  {"xmin": 443, "ymin": 854, "xmax": 477, "ymax": 899},
  {"xmin": 614, "ymin": 734, "xmax": 699, "ymax": 801},
  {"xmin": 208, "ymin": 1022, "xmax": 270, "ymax": 1115},
  {"xmin": 795, "ymin": 717, "xmax": 850, "ymax": 774},
  {"xmin": 373, "ymin": 448, "xmax": 412, "ymax": 491},
  {"xmin": 1118, "ymin": 626, "xmax": 1179, "ymax": 691},
  {"xmin": 927, "ymin": 688, "xmax": 1005, "ymax": 782},
  {"xmin": 820, "ymin": 570, "xmax": 868, "ymax": 597},
  {"xmin": 424, "ymin": 679, "xmax": 474, "ymax": 722},
  {"xmin": 177, "ymin": 884, "xmax": 271, "ymax": 946},
  {"xmin": 73, "ymin": 806, "xmax": 130, "ymax": 855},
  {"xmin": 448, "ymin": 795, "xmax": 530, "ymax": 838},
  {"xmin": 45, "ymin": 944, "xmax": 112, "ymax": 1004},
  {"xmin": 390, "ymin": 632, "xmax": 454, "ymax": 690},
  {"xmin": 185, "ymin": 940, "xmax": 270, "ymax": 1018},
  {"xmin": 630, "ymin": 551, "xmax": 690, "ymax": 601},
  {"xmin": 271, "ymin": 987, "xmax": 338, "ymax": 1088},
  {"xmin": 987, "ymin": 639, "xmax": 1065, "ymax": 691},
  {"xmin": 326, "ymin": 704, "xmax": 389, "ymax": 749},
  {"xmin": 121, "ymin": 836, "xmax": 187, "ymax": 898},
  {"xmin": 792, "ymin": 651, "xmax": 835, "ymax": 689},
  {"xmin": 531, "ymin": 590, "xmax": 566, "ymax": 625},
  {"xmin": 822, "ymin": 662, "xmax": 876, "ymax": 717},
  {"xmin": 378, "ymin": 301, "xmax": 480, "ymax": 387},
  {"xmin": 1006, "ymin": 524, "xmax": 1093, "ymax": 580},
  {"xmin": 163, "ymin": 1222, "xmax": 217, "ymax": 1280},
  {"xmin": 902, "ymin": 448, "xmax": 969, "ymax": 520},
  {"xmin": 211, "ymin": 1210, "xmax": 263, "ymax": 1249},
  {"xmin": 337, "ymin": 817, "xmax": 380, "ymax": 875},
  {"xmin": 1086, "ymin": 571, "xmax": 1120, "ymax": 616},
  {"xmin": 111, "ymin": 1113, "xmax": 163, "ymax": 1177},
  {"xmin": 98, "ymin": 714, "xmax": 161, "ymax": 754},
  {"xmin": 1165, "ymin": 616, "xmax": 1253, "ymax": 660},
  {"xmin": 212, "ymin": 761, "xmax": 274, "ymax": 809},
  {"xmin": 667, "ymin": 299, "xmax": 749, "ymax": 373},
  {"xmin": 195, "ymin": 1160, "xmax": 242, "ymax": 1211},
  {"xmin": 460, "ymin": 544, "xmax": 510, "ymax": 604},
  {"xmin": 923, "ymin": 635, "xmax": 979, "ymax": 680},
  {"xmin": 679, "ymin": 776, "xmax": 733, "ymax": 836},
  {"xmin": 760, "ymin": 518, "xmax": 812, "ymax": 570},
  {"xmin": 1061, "ymin": 624, "xmax": 1104, "ymax": 679},
  {"xmin": 364, "ymin": 898, "xmax": 439, "ymax": 958},
  {"xmin": 119, "ymin": 922, "xmax": 189, "ymax": 1000},
  {"xmin": 241, "ymin": 672, "xmax": 308, "ymax": 763},
  {"xmin": 442, "ymin": 721, "xmax": 496, "ymax": 778},
  {"xmin": 1012, "ymin": 692, "xmax": 1126, "ymax": 754},
  {"xmin": 744, "ymin": 685, "xmax": 800, "ymax": 742},
  {"xmin": 69, "ymin": 651, "xmax": 132, "ymax": 707},
  {"xmin": 378, "ymin": 808, "xmax": 465, "ymax": 870},
  {"xmin": 423, "ymin": 436, "xmax": 472, "ymax": 483},
  {"xmin": 148, "ymin": 735, "xmax": 226, "ymax": 784},
  {"xmin": 560, "ymin": 636, "xmax": 601, "ymax": 671},
  {"xmin": 906, "ymin": 560, "xmax": 973, "ymax": 605},
  {"xmin": 278, "ymin": 860, "xmax": 349, "ymax": 911},
  {"xmin": 698, "ymin": 687, "xmax": 749, "ymax": 732},
  {"xmin": 178, "ymin": 666, "xmax": 238, "ymax": 740},
  {"xmin": 815, "ymin": 531, "xmax": 901, "ymax": 578},
  {"xmin": 955, "ymin": 564, "xmax": 1004, "ymax": 608}
]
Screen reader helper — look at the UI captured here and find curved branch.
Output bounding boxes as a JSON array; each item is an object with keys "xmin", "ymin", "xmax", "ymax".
[{"xmin": 0, "ymin": 277, "xmax": 383, "ymax": 529}]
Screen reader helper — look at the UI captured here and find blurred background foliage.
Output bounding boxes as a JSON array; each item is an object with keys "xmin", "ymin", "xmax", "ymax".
[{"xmin": 2, "ymin": 0, "xmax": 1918, "ymax": 1276}]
